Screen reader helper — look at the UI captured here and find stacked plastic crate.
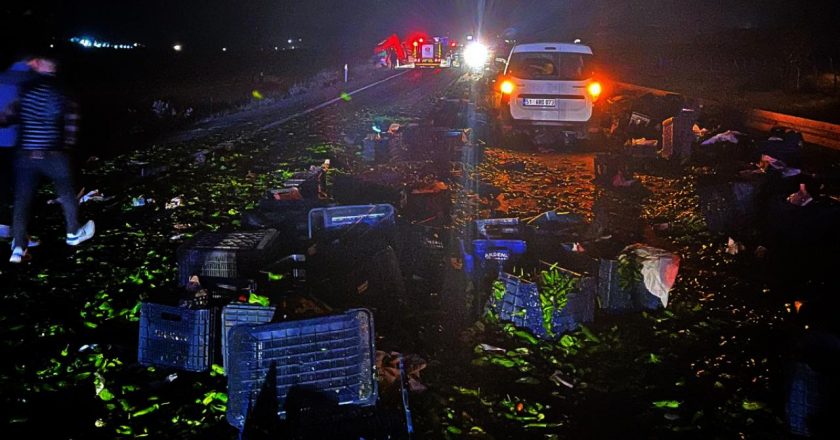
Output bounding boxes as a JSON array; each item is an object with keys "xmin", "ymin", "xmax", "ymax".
[
  {"xmin": 176, "ymin": 229, "xmax": 283, "ymax": 289},
  {"xmin": 463, "ymin": 218, "xmax": 528, "ymax": 281}
]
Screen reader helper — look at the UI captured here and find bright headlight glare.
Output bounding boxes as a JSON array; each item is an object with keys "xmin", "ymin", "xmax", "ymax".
[{"xmin": 463, "ymin": 42, "xmax": 488, "ymax": 68}]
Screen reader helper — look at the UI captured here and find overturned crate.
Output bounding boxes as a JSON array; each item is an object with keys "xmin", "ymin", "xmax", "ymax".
[
  {"xmin": 660, "ymin": 109, "xmax": 696, "ymax": 164},
  {"xmin": 403, "ymin": 181, "xmax": 451, "ymax": 225},
  {"xmin": 398, "ymin": 224, "xmax": 449, "ymax": 279},
  {"xmin": 137, "ymin": 303, "xmax": 216, "ymax": 372},
  {"xmin": 395, "ymin": 125, "xmax": 469, "ymax": 162},
  {"xmin": 696, "ymin": 175, "xmax": 764, "ymax": 234},
  {"xmin": 486, "ymin": 267, "xmax": 596, "ymax": 339},
  {"xmin": 225, "ymin": 309, "xmax": 377, "ymax": 431},
  {"xmin": 177, "ymin": 229, "xmax": 282, "ymax": 288},
  {"xmin": 591, "ymin": 193, "xmax": 645, "ymax": 240},
  {"xmin": 597, "ymin": 245, "xmax": 679, "ymax": 313},
  {"xmin": 220, "ymin": 303, "xmax": 277, "ymax": 374},
  {"xmin": 241, "ymin": 191, "xmax": 322, "ymax": 241},
  {"xmin": 597, "ymin": 258, "xmax": 661, "ymax": 313},
  {"xmin": 308, "ymin": 204, "xmax": 396, "ymax": 239}
]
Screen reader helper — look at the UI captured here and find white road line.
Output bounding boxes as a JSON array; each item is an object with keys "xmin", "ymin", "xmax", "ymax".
[{"xmin": 258, "ymin": 70, "xmax": 410, "ymax": 132}]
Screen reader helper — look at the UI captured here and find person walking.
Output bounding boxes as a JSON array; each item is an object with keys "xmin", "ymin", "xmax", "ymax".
[
  {"xmin": 9, "ymin": 55, "xmax": 93, "ymax": 263},
  {"xmin": 0, "ymin": 59, "xmax": 35, "ymax": 240}
]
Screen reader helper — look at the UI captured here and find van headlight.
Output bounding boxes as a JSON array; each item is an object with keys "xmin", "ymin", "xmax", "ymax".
[{"xmin": 464, "ymin": 42, "xmax": 489, "ymax": 69}]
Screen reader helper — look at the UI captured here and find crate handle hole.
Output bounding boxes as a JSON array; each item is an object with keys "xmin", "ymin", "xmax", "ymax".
[{"xmin": 160, "ymin": 312, "xmax": 183, "ymax": 322}]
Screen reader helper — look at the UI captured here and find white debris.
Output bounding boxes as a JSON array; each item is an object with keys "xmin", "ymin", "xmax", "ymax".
[
  {"xmin": 478, "ymin": 343, "xmax": 507, "ymax": 354},
  {"xmin": 787, "ymin": 183, "xmax": 813, "ymax": 207},
  {"xmin": 760, "ymin": 155, "xmax": 800, "ymax": 177},
  {"xmin": 80, "ymin": 190, "xmax": 107, "ymax": 204},
  {"xmin": 165, "ymin": 196, "xmax": 183, "ymax": 209},
  {"xmin": 701, "ymin": 130, "xmax": 745, "ymax": 146},
  {"xmin": 726, "ymin": 237, "xmax": 745, "ymax": 255},
  {"xmin": 622, "ymin": 244, "xmax": 681, "ymax": 308},
  {"xmin": 629, "ymin": 138, "xmax": 658, "ymax": 147},
  {"xmin": 549, "ymin": 370, "xmax": 574, "ymax": 388}
]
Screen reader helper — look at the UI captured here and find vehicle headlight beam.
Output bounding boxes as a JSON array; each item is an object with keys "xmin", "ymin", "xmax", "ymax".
[{"xmin": 463, "ymin": 42, "xmax": 489, "ymax": 69}]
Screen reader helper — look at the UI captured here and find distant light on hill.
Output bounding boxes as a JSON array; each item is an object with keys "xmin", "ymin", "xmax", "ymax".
[{"xmin": 70, "ymin": 36, "xmax": 143, "ymax": 50}]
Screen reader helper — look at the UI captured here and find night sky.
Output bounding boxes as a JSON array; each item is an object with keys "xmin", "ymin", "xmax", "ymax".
[{"xmin": 2, "ymin": 1, "xmax": 839, "ymax": 55}]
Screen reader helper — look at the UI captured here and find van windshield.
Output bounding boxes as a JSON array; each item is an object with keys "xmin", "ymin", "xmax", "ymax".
[{"xmin": 507, "ymin": 52, "xmax": 592, "ymax": 81}]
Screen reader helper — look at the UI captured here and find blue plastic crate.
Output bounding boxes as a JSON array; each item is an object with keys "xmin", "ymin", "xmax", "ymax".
[
  {"xmin": 308, "ymin": 204, "xmax": 395, "ymax": 238},
  {"xmin": 226, "ymin": 309, "xmax": 377, "ymax": 431},
  {"xmin": 471, "ymin": 239, "xmax": 527, "ymax": 275},
  {"xmin": 221, "ymin": 303, "xmax": 277, "ymax": 374},
  {"xmin": 459, "ymin": 239, "xmax": 475, "ymax": 274},
  {"xmin": 786, "ymin": 361, "xmax": 826, "ymax": 437},
  {"xmin": 488, "ymin": 270, "xmax": 595, "ymax": 339},
  {"xmin": 636, "ymin": 286, "xmax": 662, "ymax": 310},
  {"xmin": 597, "ymin": 259, "xmax": 633, "ymax": 312},
  {"xmin": 597, "ymin": 259, "xmax": 662, "ymax": 313},
  {"xmin": 138, "ymin": 303, "xmax": 215, "ymax": 372},
  {"xmin": 176, "ymin": 229, "xmax": 281, "ymax": 286}
]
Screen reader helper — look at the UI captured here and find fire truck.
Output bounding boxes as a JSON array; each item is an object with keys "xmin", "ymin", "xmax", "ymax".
[
  {"xmin": 411, "ymin": 36, "xmax": 453, "ymax": 68},
  {"xmin": 375, "ymin": 33, "xmax": 456, "ymax": 69}
]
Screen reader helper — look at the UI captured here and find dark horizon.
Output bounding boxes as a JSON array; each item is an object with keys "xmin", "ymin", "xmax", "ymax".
[{"xmin": 4, "ymin": 0, "xmax": 839, "ymax": 56}]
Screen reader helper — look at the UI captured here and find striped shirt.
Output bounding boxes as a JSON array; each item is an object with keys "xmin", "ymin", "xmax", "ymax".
[{"xmin": 19, "ymin": 76, "xmax": 65, "ymax": 150}]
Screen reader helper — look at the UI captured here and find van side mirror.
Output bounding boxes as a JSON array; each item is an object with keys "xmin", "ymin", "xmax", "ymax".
[{"xmin": 495, "ymin": 57, "xmax": 507, "ymax": 66}]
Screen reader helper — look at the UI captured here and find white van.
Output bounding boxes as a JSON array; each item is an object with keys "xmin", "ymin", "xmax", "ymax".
[{"xmin": 492, "ymin": 42, "xmax": 602, "ymax": 145}]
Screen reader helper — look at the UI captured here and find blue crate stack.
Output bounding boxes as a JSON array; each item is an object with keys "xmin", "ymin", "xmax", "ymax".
[
  {"xmin": 472, "ymin": 239, "xmax": 527, "ymax": 275},
  {"xmin": 463, "ymin": 218, "xmax": 527, "ymax": 280},
  {"xmin": 176, "ymin": 229, "xmax": 281, "ymax": 287}
]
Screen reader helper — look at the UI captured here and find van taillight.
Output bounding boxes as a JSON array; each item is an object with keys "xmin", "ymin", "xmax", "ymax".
[
  {"xmin": 587, "ymin": 82, "xmax": 602, "ymax": 101},
  {"xmin": 500, "ymin": 80, "xmax": 515, "ymax": 95}
]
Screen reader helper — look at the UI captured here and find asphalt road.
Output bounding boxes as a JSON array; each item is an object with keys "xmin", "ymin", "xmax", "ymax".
[{"xmin": 2, "ymin": 66, "xmax": 828, "ymax": 440}]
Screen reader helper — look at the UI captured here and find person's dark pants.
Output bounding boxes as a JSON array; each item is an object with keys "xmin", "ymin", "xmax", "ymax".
[
  {"xmin": 12, "ymin": 150, "xmax": 80, "ymax": 248},
  {"xmin": 0, "ymin": 148, "xmax": 14, "ymax": 227}
]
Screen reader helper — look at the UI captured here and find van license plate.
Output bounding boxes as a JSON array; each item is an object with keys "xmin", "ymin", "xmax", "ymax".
[{"xmin": 523, "ymin": 98, "xmax": 555, "ymax": 107}]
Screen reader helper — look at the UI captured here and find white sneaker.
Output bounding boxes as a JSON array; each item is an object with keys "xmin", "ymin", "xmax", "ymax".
[
  {"xmin": 10, "ymin": 237, "xmax": 40, "ymax": 249},
  {"xmin": 9, "ymin": 246, "xmax": 26, "ymax": 264},
  {"xmin": 67, "ymin": 220, "xmax": 95, "ymax": 246}
]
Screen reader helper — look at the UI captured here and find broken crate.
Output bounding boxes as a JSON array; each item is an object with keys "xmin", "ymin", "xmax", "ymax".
[{"xmin": 487, "ymin": 269, "xmax": 595, "ymax": 339}]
